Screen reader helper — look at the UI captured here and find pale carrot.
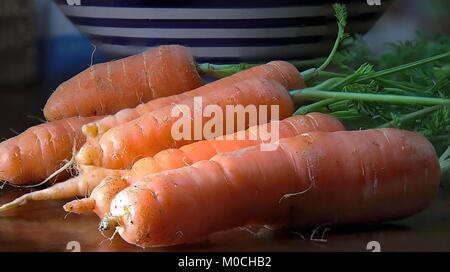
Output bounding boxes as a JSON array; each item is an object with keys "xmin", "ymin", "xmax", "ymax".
[{"xmin": 0, "ymin": 166, "xmax": 123, "ymax": 212}]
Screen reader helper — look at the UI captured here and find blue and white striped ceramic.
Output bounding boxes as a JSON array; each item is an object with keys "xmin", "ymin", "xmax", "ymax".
[{"xmin": 54, "ymin": 0, "xmax": 390, "ymax": 62}]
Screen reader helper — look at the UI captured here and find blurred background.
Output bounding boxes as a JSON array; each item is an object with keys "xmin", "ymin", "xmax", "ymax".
[{"xmin": 0, "ymin": 0, "xmax": 449, "ymax": 140}]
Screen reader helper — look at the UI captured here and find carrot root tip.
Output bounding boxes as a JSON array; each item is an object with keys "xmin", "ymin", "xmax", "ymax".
[
  {"xmin": 0, "ymin": 195, "xmax": 28, "ymax": 213},
  {"xmin": 99, "ymin": 213, "xmax": 120, "ymax": 232},
  {"xmin": 63, "ymin": 198, "xmax": 96, "ymax": 214}
]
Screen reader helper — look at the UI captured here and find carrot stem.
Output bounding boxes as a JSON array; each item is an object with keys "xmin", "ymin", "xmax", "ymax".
[
  {"xmin": 377, "ymin": 79, "xmax": 425, "ymax": 93},
  {"xmin": 197, "ymin": 58, "xmax": 325, "ymax": 78},
  {"xmin": 318, "ymin": 72, "xmax": 426, "ymax": 93},
  {"xmin": 316, "ymin": 52, "xmax": 450, "ymax": 88},
  {"xmin": 196, "ymin": 63, "xmax": 257, "ymax": 78},
  {"xmin": 199, "ymin": 4, "xmax": 347, "ymax": 80},
  {"xmin": 383, "ymin": 87, "xmax": 423, "ymax": 96},
  {"xmin": 428, "ymin": 135, "xmax": 449, "ymax": 142},
  {"xmin": 317, "ymin": 71, "xmax": 345, "ymax": 78},
  {"xmin": 294, "ymin": 98, "xmax": 337, "ymax": 115},
  {"xmin": 291, "ymin": 90, "xmax": 450, "ymax": 106},
  {"xmin": 377, "ymin": 105, "xmax": 444, "ymax": 128},
  {"xmin": 440, "ymin": 145, "xmax": 450, "ymax": 163},
  {"xmin": 355, "ymin": 52, "xmax": 450, "ymax": 83},
  {"xmin": 316, "ymin": 4, "xmax": 347, "ymax": 72},
  {"xmin": 440, "ymin": 152, "xmax": 450, "ymax": 182}
]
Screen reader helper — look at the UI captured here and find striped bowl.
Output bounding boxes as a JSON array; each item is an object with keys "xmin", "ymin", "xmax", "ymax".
[{"xmin": 55, "ymin": 0, "xmax": 390, "ymax": 63}]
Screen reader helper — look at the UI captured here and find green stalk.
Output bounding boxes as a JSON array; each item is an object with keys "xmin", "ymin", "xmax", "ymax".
[
  {"xmin": 430, "ymin": 135, "xmax": 450, "ymax": 143},
  {"xmin": 441, "ymin": 160, "xmax": 450, "ymax": 176},
  {"xmin": 314, "ymin": 53, "xmax": 450, "ymax": 91},
  {"xmin": 196, "ymin": 63, "xmax": 258, "ymax": 78},
  {"xmin": 317, "ymin": 71, "xmax": 345, "ymax": 78},
  {"xmin": 199, "ymin": 4, "xmax": 348, "ymax": 80},
  {"xmin": 440, "ymin": 146, "xmax": 450, "ymax": 181},
  {"xmin": 440, "ymin": 145, "xmax": 450, "ymax": 163},
  {"xmin": 294, "ymin": 98, "xmax": 337, "ymax": 115},
  {"xmin": 316, "ymin": 4, "xmax": 347, "ymax": 72},
  {"xmin": 377, "ymin": 78, "xmax": 425, "ymax": 93},
  {"xmin": 197, "ymin": 58, "xmax": 327, "ymax": 78},
  {"xmin": 383, "ymin": 87, "xmax": 422, "ymax": 96},
  {"xmin": 377, "ymin": 105, "xmax": 444, "ymax": 128},
  {"xmin": 318, "ymin": 72, "xmax": 428, "ymax": 94},
  {"xmin": 354, "ymin": 52, "xmax": 450, "ymax": 83},
  {"xmin": 300, "ymin": 4, "xmax": 348, "ymax": 81},
  {"xmin": 329, "ymin": 110, "xmax": 361, "ymax": 119},
  {"xmin": 291, "ymin": 89, "xmax": 450, "ymax": 106},
  {"xmin": 327, "ymin": 100, "xmax": 350, "ymax": 111}
]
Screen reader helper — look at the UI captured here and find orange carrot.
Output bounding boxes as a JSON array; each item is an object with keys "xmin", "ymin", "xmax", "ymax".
[
  {"xmin": 0, "ymin": 116, "xmax": 101, "ymax": 185},
  {"xmin": 0, "ymin": 113, "xmax": 343, "ymax": 214},
  {"xmin": 63, "ymin": 113, "xmax": 345, "ymax": 217},
  {"xmin": 100, "ymin": 128, "xmax": 440, "ymax": 247},
  {"xmin": 82, "ymin": 61, "xmax": 303, "ymax": 138},
  {"xmin": 43, "ymin": 45, "xmax": 203, "ymax": 121},
  {"xmin": 76, "ymin": 77, "xmax": 296, "ymax": 169}
]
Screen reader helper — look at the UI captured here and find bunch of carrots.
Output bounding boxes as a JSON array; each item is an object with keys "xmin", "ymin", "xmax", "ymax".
[{"xmin": 0, "ymin": 4, "xmax": 449, "ymax": 248}]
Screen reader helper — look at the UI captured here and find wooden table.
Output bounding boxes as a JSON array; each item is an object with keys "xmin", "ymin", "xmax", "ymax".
[
  {"xmin": 1, "ymin": 90, "xmax": 449, "ymax": 252},
  {"xmin": 1, "ymin": 184, "xmax": 450, "ymax": 252}
]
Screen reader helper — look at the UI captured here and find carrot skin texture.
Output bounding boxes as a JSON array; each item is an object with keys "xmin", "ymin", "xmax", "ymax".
[
  {"xmin": 2, "ymin": 113, "xmax": 340, "ymax": 214},
  {"xmin": 130, "ymin": 112, "xmax": 345, "ymax": 176},
  {"xmin": 77, "ymin": 77, "xmax": 296, "ymax": 169},
  {"xmin": 0, "ymin": 116, "xmax": 101, "ymax": 185},
  {"xmin": 109, "ymin": 129, "xmax": 440, "ymax": 247},
  {"xmin": 43, "ymin": 45, "xmax": 203, "ymax": 121},
  {"xmin": 64, "ymin": 113, "xmax": 345, "ymax": 217},
  {"xmin": 85, "ymin": 60, "xmax": 303, "ymax": 137}
]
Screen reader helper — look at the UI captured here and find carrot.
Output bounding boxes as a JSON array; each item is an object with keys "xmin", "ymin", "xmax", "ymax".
[
  {"xmin": 0, "ymin": 113, "xmax": 343, "ymax": 214},
  {"xmin": 76, "ymin": 77, "xmax": 296, "ymax": 169},
  {"xmin": 43, "ymin": 45, "xmax": 203, "ymax": 121},
  {"xmin": 63, "ymin": 113, "xmax": 345, "ymax": 217},
  {"xmin": 99, "ymin": 128, "xmax": 440, "ymax": 247},
  {"xmin": 82, "ymin": 61, "xmax": 303, "ymax": 138},
  {"xmin": 0, "ymin": 116, "xmax": 101, "ymax": 185}
]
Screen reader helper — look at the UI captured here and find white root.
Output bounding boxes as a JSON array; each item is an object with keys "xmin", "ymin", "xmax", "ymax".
[{"xmin": 310, "ymin": 224, "xmax": 331, "ymax": 243}]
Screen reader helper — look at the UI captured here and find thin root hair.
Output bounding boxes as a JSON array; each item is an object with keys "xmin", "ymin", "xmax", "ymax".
[
  {"xmin": 290, "ymin": 231, "xmax": 306, "ymax": 240},
  {"xmin": 9, "ymin": 128, "xmax": 19, "ymax": 135},
  {"xmin": 0, "ymin": 180, "xmax": 7, "ymax": 190},
  {"xmin": 15, "ymin": 145, "xmax": 78, "ymax": 189},
  {"xmin": 310, "ymin": 223, "xmax": 331, "ymax": 243},
  {"xmin": 99, "ymin": 227, "xmax": 119, "ymax": 246},
  {"xmin": 26, "ymin": 115, "xmax": 46, "ymax": 123},
  {"xmin": 64, "ymin": 211, "xmax": 72, "ymax": 220},
  {"xmin": 278, "ymin": 181, "xmax": 313, "ymax": 204},
  {"xmin": 90, "ymin": 44, "xmax": 97, "ymax": 67}
]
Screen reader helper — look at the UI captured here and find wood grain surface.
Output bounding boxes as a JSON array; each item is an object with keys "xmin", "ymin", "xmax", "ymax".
[{"xmin": 1, "ymin": 186, "xmax": 450, "ymax": 252}]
